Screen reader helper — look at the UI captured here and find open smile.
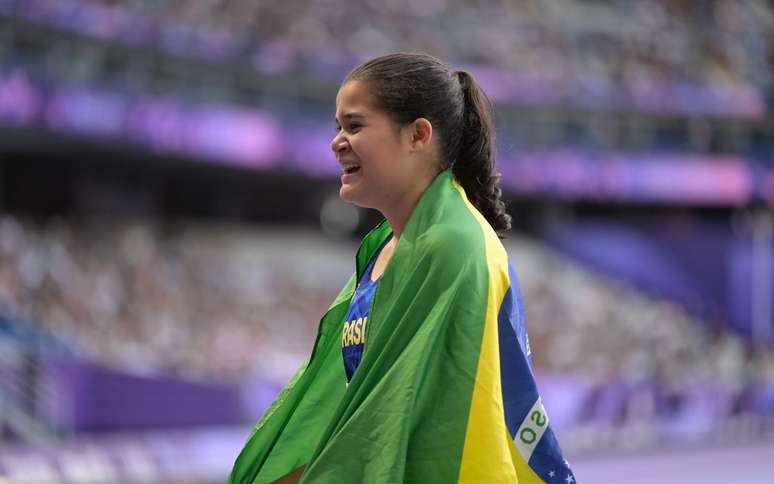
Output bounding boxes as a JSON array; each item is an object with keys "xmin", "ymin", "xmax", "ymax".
[{"xmin": 342, "ymin": 163, "xmax": 361, "ymax": 174}]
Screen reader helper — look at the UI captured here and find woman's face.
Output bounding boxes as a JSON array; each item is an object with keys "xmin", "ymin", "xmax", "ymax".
[{"xmin": 331, "ymin": 80, "xmax": 420, "ymax": 211}]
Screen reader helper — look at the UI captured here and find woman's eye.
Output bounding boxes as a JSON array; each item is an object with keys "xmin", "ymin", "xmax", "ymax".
[{"xmin": 334, "ymin": 124, "xmax": 361, "ymax": 133}]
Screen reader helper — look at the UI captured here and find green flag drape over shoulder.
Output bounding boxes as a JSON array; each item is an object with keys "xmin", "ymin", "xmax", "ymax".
[{"xmin": 230, "ymin": 170, "xmax": 575, "ymax": 484}]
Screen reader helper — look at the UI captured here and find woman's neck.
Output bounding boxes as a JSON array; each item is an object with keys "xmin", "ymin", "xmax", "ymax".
[{"xmin": 380, "ymin": 171, "xmax": 441, "ymax": 240}]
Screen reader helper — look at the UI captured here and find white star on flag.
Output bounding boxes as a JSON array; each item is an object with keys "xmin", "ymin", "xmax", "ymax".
[
  {"xmin": 549, "ymin": 470, "xmax": 555, "ymax": 478},
  {"xmin": 565, "ymin": 475, "xmax": 574, "ymax": 483}
]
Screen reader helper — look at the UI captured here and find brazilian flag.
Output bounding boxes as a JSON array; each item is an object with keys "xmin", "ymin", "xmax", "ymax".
[{"xmin": 230, "ymin": 170, "xmax": 576, "ymax": 483}]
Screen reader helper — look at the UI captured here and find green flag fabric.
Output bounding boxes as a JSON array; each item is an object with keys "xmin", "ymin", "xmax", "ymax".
[{"xmin": 229, "ymin": 170, "xmax": 575, "ymax": 483}]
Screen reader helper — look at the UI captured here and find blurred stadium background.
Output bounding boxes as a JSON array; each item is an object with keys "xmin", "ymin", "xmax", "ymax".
[{"xmin": 0, "ymin": 0, "xmax": 773, "ymax": 482}]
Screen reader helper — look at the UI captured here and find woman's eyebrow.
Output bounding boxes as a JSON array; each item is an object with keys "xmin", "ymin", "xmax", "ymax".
[{"xmin": 335, "ymin": 112, "xmax": 366, "ymax": 123}]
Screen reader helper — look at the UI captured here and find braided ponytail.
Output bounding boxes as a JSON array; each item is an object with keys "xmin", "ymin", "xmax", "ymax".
[{"xmin": 453, "ymin": 71, "xmax": 511, "ymax": 234}]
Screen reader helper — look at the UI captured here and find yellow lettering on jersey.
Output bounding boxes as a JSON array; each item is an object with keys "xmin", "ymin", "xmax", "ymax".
[
  {"xmin": 343, "ymin": 317, "xmax": 373, "ymax": 348},
  {"xmin": 353, "ymin": 318, "xmax": 363, "ymax": 345},
  {"xmin": 342, "ymin": 322, "xmax": 350, "ymax": 347},
  {"xmin": 348, "ymin": 320, "xmax": 356, "ymax": 346}
]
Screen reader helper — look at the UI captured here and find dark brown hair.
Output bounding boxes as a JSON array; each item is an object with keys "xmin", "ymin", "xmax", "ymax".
[{"xmin": 344, "ymin": 52, "xmax": 511, "ymax": 235}]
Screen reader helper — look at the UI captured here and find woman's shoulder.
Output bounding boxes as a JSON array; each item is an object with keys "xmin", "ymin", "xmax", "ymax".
[
  {"xmin": 415, "ymin": 218, "xmax": 511, "ymax": 278},
  {"xmin": 416, "ymin": 222, "xmax": 488, "ymax": 260}
]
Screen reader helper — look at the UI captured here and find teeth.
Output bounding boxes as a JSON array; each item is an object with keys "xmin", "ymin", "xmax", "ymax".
[{"xmin": 343, "ymin": 164, "xmax": 361, "ymax": 174}]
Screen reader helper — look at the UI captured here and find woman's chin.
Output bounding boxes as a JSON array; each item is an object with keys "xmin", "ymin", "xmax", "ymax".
[
  {"xmin": 339, "ymin": 184, "xmax": 359, "ymax": 203},
  {"xmin": 339, "ymin": 185, "xmax": 372, "ymax": 208}
]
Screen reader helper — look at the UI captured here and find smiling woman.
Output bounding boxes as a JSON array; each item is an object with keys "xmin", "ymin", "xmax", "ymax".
[
  {"xmin": 229, "ymin": 53, "xmax": 575, "ymax": 484},
  {"xmin": 331, "ymin": 79, "xmax": 440, "ymax": 238}
]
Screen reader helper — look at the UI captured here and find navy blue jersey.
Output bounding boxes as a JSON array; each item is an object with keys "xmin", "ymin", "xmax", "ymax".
[{"xmin": 341, "ymin": 244, "xmax": 385, "ymax": 382}]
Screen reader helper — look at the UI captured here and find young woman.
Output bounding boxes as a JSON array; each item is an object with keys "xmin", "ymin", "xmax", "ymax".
[{"xmin": 230, "ymin": 53, "xmax": 576, "ymax": 484}]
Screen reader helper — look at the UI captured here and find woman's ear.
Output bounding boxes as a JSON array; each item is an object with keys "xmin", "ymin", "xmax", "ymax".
[{"xmin": 406, "ymin": 118, "xmax": 433, "ymax": 151}]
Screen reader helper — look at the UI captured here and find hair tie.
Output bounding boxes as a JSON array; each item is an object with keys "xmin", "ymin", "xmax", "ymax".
[{"xmin": 456, "ymin": 70, "xmax": 468, "ymax": 89}]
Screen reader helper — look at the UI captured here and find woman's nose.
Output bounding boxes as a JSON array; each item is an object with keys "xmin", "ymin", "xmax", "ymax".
[{"xmin": 331, "ymin": 132, "xmax": 348, "ymax": 155}]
